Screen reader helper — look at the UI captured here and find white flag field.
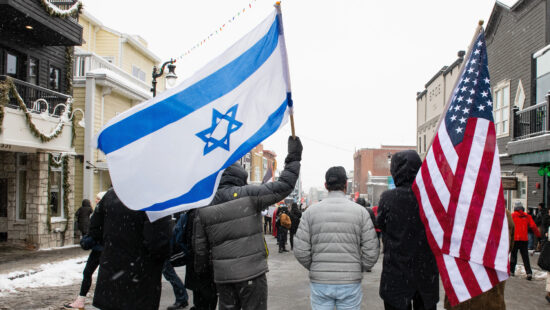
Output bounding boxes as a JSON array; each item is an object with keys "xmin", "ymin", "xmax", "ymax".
[{"xmin": 96, "ymin": 10, "xmax": 291, "ymax": 220}]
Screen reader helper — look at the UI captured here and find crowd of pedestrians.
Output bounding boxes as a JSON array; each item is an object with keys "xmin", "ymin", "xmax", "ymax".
[{"xmin": 62, "ymin": 142, "xmax": 550, "ymax": 310}]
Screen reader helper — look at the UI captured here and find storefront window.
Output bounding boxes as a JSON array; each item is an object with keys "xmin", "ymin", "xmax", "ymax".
[
  {"xmin": 49, "ymin": 169, "xmax": 63, "ymax": 218},
  {"xmin": 0, "ymin": 179, "xmax": 7, "ymax": 217},
  {"xmin": 16, "ymin": 154, "xmax": 27, "ymax": 220}
]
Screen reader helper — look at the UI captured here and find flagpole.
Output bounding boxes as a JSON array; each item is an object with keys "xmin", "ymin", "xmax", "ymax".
[
  {"xmin": 425, "ymin": 20, "xmax": 484, "ymax": 152},
  {"xmin": 274, "ymin": 1, "xmax": 296, "ymax": 139}
]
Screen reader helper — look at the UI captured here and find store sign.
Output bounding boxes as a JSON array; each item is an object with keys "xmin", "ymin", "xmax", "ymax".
[{"xmin": 502, "ymin": 176, "xmax": 518, "ymax": 190}]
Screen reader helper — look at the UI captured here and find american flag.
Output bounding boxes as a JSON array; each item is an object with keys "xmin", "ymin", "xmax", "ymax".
[{"xmin": 412, "ymin": 30, "xmax": 509, "ymax": 306}]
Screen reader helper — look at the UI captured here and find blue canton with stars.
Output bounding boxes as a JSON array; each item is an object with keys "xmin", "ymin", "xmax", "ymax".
[
  {"xmin": 445, "ymin": 31, "xmax": 494, "ymax": 146},
  {"xmin": 196, "ymin": 104, "xmax": 243, "ymax": 155}
]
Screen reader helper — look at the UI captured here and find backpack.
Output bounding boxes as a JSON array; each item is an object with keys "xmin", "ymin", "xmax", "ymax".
[
  {"xmin": 169, "ymin": 212, "xmax": 190, "ymax": 267},
  {"xmin": 280, "ymin": 213, "xmax": 292, "ymax": 229}
]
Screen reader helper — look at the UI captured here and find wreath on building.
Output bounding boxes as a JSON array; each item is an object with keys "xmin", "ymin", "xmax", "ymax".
[{"xmin": 39, "ymin": 0, "xmax": 83, "ymax": 18}]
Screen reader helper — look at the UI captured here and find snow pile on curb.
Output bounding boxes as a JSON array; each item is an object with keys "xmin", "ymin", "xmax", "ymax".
[{"xmin": 0, "ymin": 256, "xmax": 88, "ymax": 296}]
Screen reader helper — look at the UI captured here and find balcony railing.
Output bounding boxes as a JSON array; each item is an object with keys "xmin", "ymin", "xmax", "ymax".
[
  {"xmin": 0, "ymin": 76, "xmax": 71, "ymax": 117},
  {"xmin": 74, "ymin": 52, "xmax": 151, "ymax": 93},
  {"xmin": 513, "ymin": 98, "xmax": 550, "ymax": 140}
]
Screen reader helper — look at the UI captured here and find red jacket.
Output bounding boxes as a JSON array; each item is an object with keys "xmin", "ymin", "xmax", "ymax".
[{"xmin": 512, "ymin": 210, "xmax": 540, "ymax": 241}]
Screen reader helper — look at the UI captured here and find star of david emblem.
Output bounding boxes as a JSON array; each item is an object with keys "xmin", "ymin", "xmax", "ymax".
[{"xmin": 196, "ymin": 104, "xmax": 243, "ymax": 155}]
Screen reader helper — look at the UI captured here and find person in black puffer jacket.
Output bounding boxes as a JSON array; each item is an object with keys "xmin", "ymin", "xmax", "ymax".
[
  {"xmin": 289, "ymin": 202, "xmax": 302, "ymax": 251},
  {"xmin": 75, "ymin": 199, "xmax": 93, "ymax": 236},
  {"xmin": 89, "ymin": 188, "xmax": 172, "ymax": 310},
  {"xmin": 377, "ymin": 150, "xmax": 439, "ymax": 310},
  {"xmin": 194, "ymin": 136, "xmax": 302, "ymax": 310}
]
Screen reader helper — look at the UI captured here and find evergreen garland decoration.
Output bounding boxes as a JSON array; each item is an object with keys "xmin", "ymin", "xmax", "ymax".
[
  {"xmin": 0, "ymin": 77, "xmax": 73, "ymax": 143},
  {"xmin": 0, "ymin": 81, "xmax": 9, "ymax": 134},
  {"xmin": 47, "ymin": 153, "xmax": 71, "ymax": 233},
  {"xmin": 39, "ymin": 0, "xmax": 83, "ymax": 18}
]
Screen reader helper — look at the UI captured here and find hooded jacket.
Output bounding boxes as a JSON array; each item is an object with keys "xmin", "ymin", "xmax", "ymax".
[
  {"xmin": 194, "ymin": 158, "xmax": 300, "ymax": 284},
  {"xmin": 75, "ymin": 201, "xmax": 93, "ymax": 235},
  {"xmin": 89, "ymin": 189, "xmax": 172, "ymax": 310},
  {"xmin": 377, "ymin": 150, "xmax": 439, "ymax": 310},
  {"xmin": 512, "ymin": 209, "xmax": 540, "ymax": 241}
]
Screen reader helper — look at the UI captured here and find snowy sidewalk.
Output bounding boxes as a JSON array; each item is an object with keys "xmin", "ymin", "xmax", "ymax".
[{"xmin": 0, "ymin": 243, "xmax": 87, "ymax": 274}]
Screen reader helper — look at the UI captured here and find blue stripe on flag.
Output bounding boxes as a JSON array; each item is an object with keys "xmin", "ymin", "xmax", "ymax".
[
  {"xmin": 98, "ymin": 18, "xmax": 280, "ymax": 155},
  {"xmin": 142, "ymin": 99, "xmax": 288, "ymax": 211}
]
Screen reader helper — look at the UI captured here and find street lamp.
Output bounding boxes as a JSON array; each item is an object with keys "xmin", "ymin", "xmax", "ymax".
[{"xmin": 151, "ymin": 59, "xmax": 178, "ymax": 97}]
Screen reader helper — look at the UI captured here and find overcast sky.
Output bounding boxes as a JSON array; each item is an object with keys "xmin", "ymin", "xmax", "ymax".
[{"xmin": 83, "ymin": 0, "xmax": 497, "ymax": 192}]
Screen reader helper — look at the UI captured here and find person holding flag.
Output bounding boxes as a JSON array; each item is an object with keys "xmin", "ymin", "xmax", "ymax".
[
  {"xmin": 412, "ymin": 21, "xmax": 510, "ymax": 307},
  {"xmin": 377, "ymin": 151, "xmax": 439, "ymax": 310},
  {"xmin": 193, "ymin": 136, "xmax": 302, "ymax": 310}
]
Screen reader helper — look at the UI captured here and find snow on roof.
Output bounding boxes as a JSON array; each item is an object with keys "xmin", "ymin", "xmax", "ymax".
[
  {"xmin": 534, "ymin": 44, "xmax": 550, "ymax": 59},
  {"xmin": 89, "ymin": 68, "xmax": 152, "ymax": 100},
  {"xmin": 496, "ymin": 0, "xmax": 522, "ymax": 9}
]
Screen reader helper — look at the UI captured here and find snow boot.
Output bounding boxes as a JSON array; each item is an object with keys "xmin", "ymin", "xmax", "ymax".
[{"xmin": 64, "ymin": 296, "xmax": 85, "ymax": 309}]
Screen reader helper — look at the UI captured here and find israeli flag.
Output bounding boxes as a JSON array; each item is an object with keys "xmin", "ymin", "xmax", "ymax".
[{"xmin": 96, "ymin": 10, "xmax": 291, "ymax": 220}]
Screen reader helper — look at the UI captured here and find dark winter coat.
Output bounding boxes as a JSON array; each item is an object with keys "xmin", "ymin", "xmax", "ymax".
[
  {"xmin": 194, "ymin": 157, "xmax": 300, "ymax": 284},
  {"xmin": 289, "ymin": 206, "xmax": 302, "ymax": 234},
  {"xmin": 89, "ymin": 189, "xmax": 172, "ymax": 310},
  {"xmin": 75, "ymin": 204, "xmax": 93, "ymax": 235},
  {"xmin": 377, "ymin": 150, "xmax": 439, "ymax": 310}
]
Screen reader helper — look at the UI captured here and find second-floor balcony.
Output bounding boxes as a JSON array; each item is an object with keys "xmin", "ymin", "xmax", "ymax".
[
  {"xmin": 74, "ymin": 52, "xmax": 151, "ymax": 99},
  {"xmin": 507, "ymin": 95, "xmax": 550, "ymax": 165},
  {"xmin": 513, "ymin": 101, "xmax": 549, "ymax": 140},
  {"xmin": 0, "ymin": 0, "xmax": 82, "ymax": 47},
  {"xmin": 0, "ymin": 76, "xmax": 74, "ymax": 152}
]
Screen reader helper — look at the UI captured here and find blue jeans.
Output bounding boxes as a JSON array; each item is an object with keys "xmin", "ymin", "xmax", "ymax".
[
  {"xmin": 528, "ymin": 231, "xmax": 535, "ymax": 250},
  {"xmin": 163, "ymin": 261, "xmax": 188, "ymax": 303},
  {"xmin": 310, "ymin": 282, "xmax": 362, "ymax": 310}
]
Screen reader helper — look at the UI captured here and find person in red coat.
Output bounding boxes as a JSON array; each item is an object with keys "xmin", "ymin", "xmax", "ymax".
[
  {"xmin": 272, "ymin": 206, "xmax": 279, "ymax": 238},
  {"xmin": 511, "ymin": 201, "xmax": 541, "ymax": 280}
]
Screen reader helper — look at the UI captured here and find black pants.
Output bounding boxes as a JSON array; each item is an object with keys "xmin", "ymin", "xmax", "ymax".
[
  {"xmin": 264, "ymin": 216, "xmax": 272, "ymax": 234},
  {"xmin": 277, "ymin": 228, "xmax": 288, "ymax": 250},
  {"xmin": 511, "ymin": 240, "xmax": 532, "ymax": 275},
  {"xmin": 217, "ymin": 274, "xmax": 267, "ymax": 310},
  {"xmin": 79, "ymin": 249, "xmax": 101, "ymax": 296},
  {"xmin": 290, "ymin": 230, "xmax": 296, "ymax": 249},
  {"xmin": 384, "ymin": 292, "xmax": 435, "ymax": 310},
  {"xmin": 192, "ymin": 286, "xmax": 217, "ymax": 310}
]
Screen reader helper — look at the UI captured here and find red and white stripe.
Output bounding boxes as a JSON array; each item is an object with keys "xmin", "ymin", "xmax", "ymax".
[{"xmin": 412, "ymin": 118, "xmax": 509, "ymax": 306}]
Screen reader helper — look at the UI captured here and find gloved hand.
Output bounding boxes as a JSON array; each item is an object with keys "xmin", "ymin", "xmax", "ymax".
[{"xmin": 285, "ymin": 136, "xmax": 302, "ymax": 163}]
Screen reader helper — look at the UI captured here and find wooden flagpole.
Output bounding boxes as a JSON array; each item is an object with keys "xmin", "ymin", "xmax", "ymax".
[
  {"xmin": 274, "ymin": 1, "xmax": 296, "ymax": 139},
  {"xmin": 425, "ymin": 20, "xmax": 485, "ymax": 152}
]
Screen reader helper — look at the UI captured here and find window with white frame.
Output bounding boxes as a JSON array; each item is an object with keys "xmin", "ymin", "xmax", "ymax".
[
  {"xmin": 49, "ymin": 167, "xmax": 64, "ymax": 218},
  {"xmin": 536, "ymin": 50, "xmax": 550, "ymax": 104},
  {"xmin": 132, "ymin": 65, "xmax": 146, "ymax": 82},
  {"xmin": 16, "ymin": 154, "xmax": 27, "ymax": 220},
  {"xmin": 493, "ymin": 82, "xmax": 510, "ymax": 136}
]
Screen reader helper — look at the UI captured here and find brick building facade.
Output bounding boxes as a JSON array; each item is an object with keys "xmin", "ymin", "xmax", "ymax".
[{"xmin": 353, "ymin": 145, "xmax": 415, "ymax": 204}]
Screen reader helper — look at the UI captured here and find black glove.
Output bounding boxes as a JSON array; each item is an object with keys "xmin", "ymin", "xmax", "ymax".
[
  {"xmin": 79, "ymin": 234, "xmax": 97, "ymax": 251},
  {"xmin": 285, "ymin": 136, "xmax": 302, "ymax": 163}
]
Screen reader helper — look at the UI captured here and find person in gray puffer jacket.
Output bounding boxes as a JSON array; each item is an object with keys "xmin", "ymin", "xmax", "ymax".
[
  {"xmin": 194, "ymin": 136, "xmax": 302, "ymax": 310},
  {"xmin": 294, "ymin": 166, "xmax": 379, "ymax": 310}
]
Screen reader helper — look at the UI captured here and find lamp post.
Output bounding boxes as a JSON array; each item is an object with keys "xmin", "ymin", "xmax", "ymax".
[{"xmin": 151, "ymin": 59, "xmax": 178, "ymax": 97}]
